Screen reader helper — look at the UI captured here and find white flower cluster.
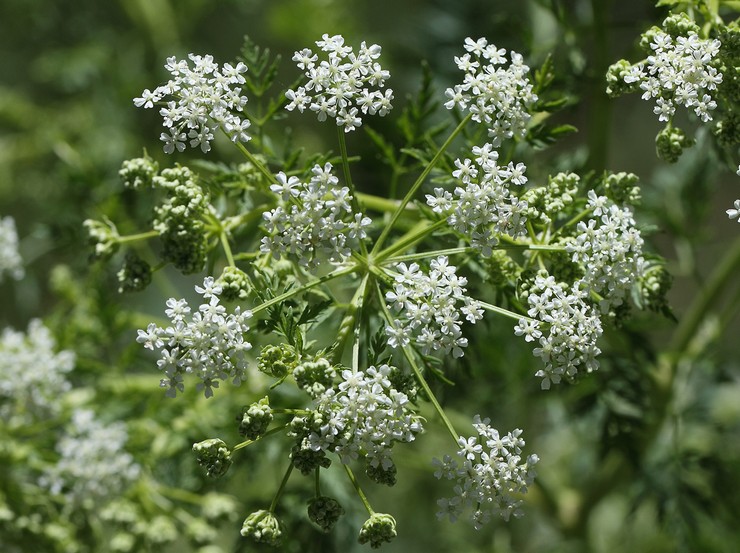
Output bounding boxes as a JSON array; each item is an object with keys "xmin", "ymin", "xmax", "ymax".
[
  {"xmin": 445, "ymin": 37, "xmax": 537, "ymax": 146},
  {"xmin": 40, "ymin": 409, "xmax": 140, "ymax": 504},
  {"xmin": 261, "ymin": 163, "xmax": 371, "ymax": 268},
  {"xmin": 309, "ymin": 365, "xmax": 423, "ymax": 469},
  {"xmin": 624, "ymin": 31, "xmax": 722, "ymax": 123},
  {"xmin": 0, "ymin": 216, "xmax": 24, "ymax": 283},
  {"xmin": 514, "ymin": 275, "xmax": 603, "ymax": 390},
  {"xmin": 285, "ymin": 34, "xmax": 393, "ymax": 132},
  {"xmin": 136, "ymin": 277, "xmax": 252, "ymax": 398},
  {"xmin": 0, "ymin": 320, "xmax": 74, "ymax": 418},
  {"xmin": 426, "ymin": 143, "xmax": 528, "ymax": 256},
  {"xmin": 385, "ymin": 256, "xmax": 483, "ymax": 358},
  {"xmin": 566, "ymin": 191, "xmax": 645, "ymax": 312},
  {"xmin": 134, "ymin": 54, "xmax": 251, "ymax": 154},
  {"xmin": 433, "ymin": 415, "xmax": 538, "ymax": 528}
]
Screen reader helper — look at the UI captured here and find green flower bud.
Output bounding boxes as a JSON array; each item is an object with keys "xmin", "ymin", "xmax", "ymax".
[
  {"xmin": 656, "ymin": 125, "xmax": 694, "ymax": 163},
  {"xmin": 603, "ymin": 171, "xmax": 641, "ymax": 206},
  {"xmin": 358, "ymin": 513, "xmax": 397, "ymax": 549},
  {"xmin": 192, "ymin": 439, "xmax": 232, "ymax": 478},
  {"xmin": 307, "ymin": 496, "xmax": 344, "ymax": 533},
  {"xmin": 293, "ymin": 358, "xmax": 337, "ymax": 398},
  {"xmin": 119, "ymin": 155, "xmax": 158, "ymax": 190},
  {"xmin": 257, "ymin": 344, "xmax": 296, "ymax": 378},
  {"xmin": 606, "ymin": 59, "xmax": 640, "ymax": 97},
  {"xmin": 117, "ymin": 252, "xmax": 152, "ymax": 293},
  {"xmin": 238, "ymin": 396, "xmax": 273, "ymax": 440},
  {"xmin": 662, "ymin": 12, "xmax": 699, "ymax": 37},
  {"xmin": 216, "ymin": 266, "xmax": 251, "ymax": 302},
  {"xmin": 366, "ymin": 460, "xmax": 397, "ymax": 487},
  {"xmin": 639, "ymin": 26, "xmax": 663, "ymax": 53},
  {"xmin": 83, "ymin": 218, "xmax": 120, "ymax": 261},
  {"xmin": 290, "ymin": 442, "xmax": 331, "ymax": 475},
  {"xmin": 240, "ymin": 509, "xmax": 282, "ymax": 547}
]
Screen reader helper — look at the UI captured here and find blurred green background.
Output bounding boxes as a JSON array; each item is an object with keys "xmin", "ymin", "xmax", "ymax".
[{"xmin": 1, "ymin": 0, "xmax": 739, "ymax": 552}]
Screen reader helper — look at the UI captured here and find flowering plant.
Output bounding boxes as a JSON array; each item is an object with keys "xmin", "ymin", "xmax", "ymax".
[{"xmin": 3, "ymin": 1, "xmax": 740, "ymax": 551}]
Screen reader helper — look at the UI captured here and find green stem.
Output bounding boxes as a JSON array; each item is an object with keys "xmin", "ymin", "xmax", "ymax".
[
  {"xmin": 670, "ymin": 234, "xmax": 740, "ymax": 355},
  {"xmin": 352, "ymin": 274, "xmax": 371, "ymax": 371},
  {"xmin": 343, "ymin": 464, "xmax": 374, "ymax": 516},
  {"xmin": 374, "ymin": 281, "xmax": 459, "ymax": 443},
  {"xmin": 251, "ymin": 265, "xmax": 358, "ymax": 316},
  {"xmin": 478, "ymin": 300, "xmax": 536, "ymax": 323},
  {"xmin": 337, "ymin": 127, "xmax": 369, "ymax": 257},
  {"xmin": 233, "ymin": 424, "xmax": 289, "ymax": 451},
  {"xmin": 387, "ymin": 247, "xmax": 476, "ymax": 263},
  {"xmin": 356, "ymin": 192, "xmax": 419, "ymax": 215},
  {"xmin": 376, "ymin": 219, "xmax": 449, "ymax": 264},
  {"xmin": 371, "ymin": 113, "xmax": 472, "ymax": 254},
  {"xmin": 269, "ymin": 463, "xmax": 294, "ymax": 513},
  {"xmin": 117, "ymin": 230, "xmax": 159, "ymax": 244},
  {"xmin": 219, "ymin": 232, "xmax": 235, "ymax": 267},
  {"xmin": 235, "ymin": 141, "xmax": 276, "ymax": 187}
]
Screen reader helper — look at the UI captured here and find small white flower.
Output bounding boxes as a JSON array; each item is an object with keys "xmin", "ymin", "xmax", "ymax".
[{"xmin": 0, "ymin": 216, "xmax": 23, "ymax": 283}]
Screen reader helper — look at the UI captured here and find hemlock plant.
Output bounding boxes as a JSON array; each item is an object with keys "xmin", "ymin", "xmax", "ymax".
[{"xmin": 3, "ymin": 2, "xmax": 735, "ymax": 551}]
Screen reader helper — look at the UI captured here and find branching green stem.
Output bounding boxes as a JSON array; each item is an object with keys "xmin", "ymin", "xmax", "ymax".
[
  {"xmin": 117, "ymin": 230, "xmax": 159, "ymax": 244},
  {"xmin": 233, "ymin": 424, "xmax": 290, "ymax": 451},
  {"xmin": 371, "ymin": 113, "xmax": 472, "ymax": 254},
  {"xmin": 251, "ymin": 265, "xmax": 359, "ymax": 315}
]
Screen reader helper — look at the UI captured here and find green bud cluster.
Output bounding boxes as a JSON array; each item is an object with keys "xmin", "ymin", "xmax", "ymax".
[
  {"xmin": 116, "ymin": 252, "xmax": 151, "ymax": 293},
  {"xmin": 83, "ymin": 218, "xmax": 120, "ymax": 261},
  {"xmin": 656, "ymin": 125, "xmax": 694, "ymax": 163},
  {"xmin": 192, "ymin": 439, "xmax": 232, "ymax": 478},
  {"xmin": 119, "ymin": 155, "xmax": 159, "ymax": 190},
  {"xmin": 240, "ymin": 510, "xmax": 282, "ymax": 547},
  {"xmin": 638, "ymin": 25, "xmax": 663, "ymax": 53},
  {"xmin": 639, "ymin": 262, "xmax": 673, "ymax": 314},
  {"xmin": 484, "ymin": 249, "xmax": 519, "ymax": 286},
  {"xmin": 238, "ymin": 397, "xmax": 273, "ymax": 440},
  {"xmin": 547, "ymin": 250, "xmax": 583, "ymax": 284},
  {"xmin": 307, "ymin": 496, "xmax": 344, "ymax": 533},
  {"xmin": 292, "ymin": 358, "xmax": 337, "ymax": 398},
  {"xmin": 216, "ymin": 266, "xmax": 251, "ymax": 302},
  {"xmin": 606, "ymin": 59, "xmax": 640, "ymax": 98},
  {"xmin": 257, "ymin": 344, "xmax": 296, "ymax": 378},
  {"xmin": 602, "ymin": 172, "xmax": 641, "ymax": 206},
  {"xmin": 358, "ymin": 513, "xmax": 397, "ymax": 548},
  {"xmin": 153, "ymin": 166, "xmax": 210, "ymax": 274},
  {"xmin": 366, "ymin": 460, "xmax": 397, "ymax": 487},
  {"xmin": 289, "ymin": 413, "xmax": 332, "ymax": 475},
  {"xmin": 661, "ymin": 12, "xmax": 700, "ymax": 38}
]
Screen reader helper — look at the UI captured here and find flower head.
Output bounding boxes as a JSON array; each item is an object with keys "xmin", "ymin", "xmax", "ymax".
[
  {"xmin": 445, "ymin": 38, "xmax": 537, "ymax": 145},
  {"xmin": 385, "ymin": 256, "xmax": 483, "ymax": 358},
  {"xmin": 136, "ymin": 276, "xmax": 252, "ymax": 398},
  {"xmin": 286, "ymin": 35, "xmax": 393, "ymax": 132},
  {"xmin": 134, "ymin": 54, "xmax": 251, "ymax": 153},
  {"xmin": 433, "ymin": 416, "xmax": 538, "ymax": 528}
]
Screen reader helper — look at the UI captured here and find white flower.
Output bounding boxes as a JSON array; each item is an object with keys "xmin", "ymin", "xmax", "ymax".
[
  {"xmin": 434, "ymin": 416, "xmax": 538, "ymax": 526},
  {"xmin": 445, "ymin": 37, "xmax": 537, "ymax": 145},
  {"xmin": 517, "ymin": 275, "xmax": 603, "ymax": 390},
  {"xmin": 385, "ymin": 256, "xmax": 482, "ymax": 358},
  {"xmin": 623, "ymin": 29, "xmax": 722, "ymax": 124},
  {"xmin": 0, "ymin": 320, "xmax": 74, "ymax": 418},
  {"xmin": 135, "ymin": 54, "xmax": 251, "ymax": 154},
  {"xmin": 40, "ymin": 410, "xmax": 140, "ymax": 504},
  {"xmin": 260, "ymin": 163, "xmax": 371, "ymax": 268},
  {"xmin": 137, "ymin": 277, "xmax": 252, "ymax": 397},
  {"xmin": 427, "ymin": 146, "xmax": 528, "ymax": 256},
  {"xmin": 566, "ymin": 194, "xmax": 645, "ymax": 311},
  {"xmin": 727, "ymin": 199, "xmax": 740, "ymax": 222},
  {"xmin": 0, "ymin": 216, "xmax": 23, "ymax": 283},
  {"xmin": 286, "ymin": 35, "xmax": 393, "ymax": 132},
  {"xmin": 309, "ymin": 364, "xmax": 423, "ymax": 468}
]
